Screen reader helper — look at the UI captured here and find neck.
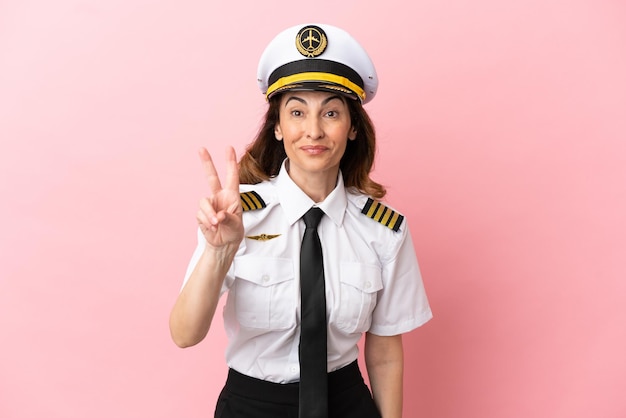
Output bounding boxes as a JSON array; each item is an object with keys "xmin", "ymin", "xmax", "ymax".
[{"xmin": 286, "ymin": 161, "xmax": 339, "ymax": 203}]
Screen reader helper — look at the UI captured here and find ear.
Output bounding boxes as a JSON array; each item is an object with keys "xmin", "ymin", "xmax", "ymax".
[
  {"xmin": 274, "ymin": 123, "xmax": 283, "ymax": 141},
  {"xmin": 348, "ymin": 126, "xmax": 357, "ymax": 141}
]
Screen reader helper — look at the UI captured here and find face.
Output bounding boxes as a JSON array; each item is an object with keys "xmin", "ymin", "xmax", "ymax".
[{"xmin": 274, "ymin": 91, "xmax": 357, "ymax": 188}]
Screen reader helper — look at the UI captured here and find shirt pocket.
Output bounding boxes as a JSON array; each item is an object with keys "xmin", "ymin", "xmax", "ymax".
[
  {"xmin": 335, "ymin": 262, "xmax": 383, "ymax": 333},
  {"xmin": 233, "ymin": 256, "xmax": 296, "ymax": 330}
]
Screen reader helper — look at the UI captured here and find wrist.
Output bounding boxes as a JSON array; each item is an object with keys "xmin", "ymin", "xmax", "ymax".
[{"xmin": 202, "ymin": 242, "xmax": 239, "ymax": 266}]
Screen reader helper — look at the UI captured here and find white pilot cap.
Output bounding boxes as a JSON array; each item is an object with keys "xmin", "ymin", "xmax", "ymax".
[{"xmin": 257, "ymin": 24, "xmax": 378, "ymax": 104}]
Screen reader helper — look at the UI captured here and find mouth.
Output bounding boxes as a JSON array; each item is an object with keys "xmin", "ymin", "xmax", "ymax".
[{"xmin": 300, "ymin": 145, "xmax": 328, "ymax": 155}]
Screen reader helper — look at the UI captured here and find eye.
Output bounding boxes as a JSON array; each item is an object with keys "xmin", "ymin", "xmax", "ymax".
[
  {"xmin": 290, "ymin": 110, "xmax": 303, "ymax": 117},
  {"xmin": 325, "ymin": 110, "xmax": 338, "ymax": 118}
]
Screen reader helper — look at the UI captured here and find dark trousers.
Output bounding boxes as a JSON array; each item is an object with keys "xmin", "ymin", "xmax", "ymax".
[{"xmin": 214, "ymin": 361, "xmax": 382, "ymax": 418}]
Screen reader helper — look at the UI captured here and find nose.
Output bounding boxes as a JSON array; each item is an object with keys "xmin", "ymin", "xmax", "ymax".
[{"xmin": 305, "ymin": 115, "xmax": 324, "ymax": 140}]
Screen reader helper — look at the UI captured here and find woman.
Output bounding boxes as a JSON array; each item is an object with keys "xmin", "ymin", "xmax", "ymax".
[{"xmin": 170, "ymin": 24, "xmax": 432, "ymax": 418}]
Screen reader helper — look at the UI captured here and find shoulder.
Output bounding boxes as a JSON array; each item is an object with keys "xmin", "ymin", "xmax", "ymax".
[
  {"xmin": 239, "ymin": 181, "xmax": 276, "ymax": 212},
  {"xmin": 346, "ymin": 190, "xmax": 406, "ymax": 233},
  {"xmin": 345, "ymin": 190, "xmax": 411, "ymax": 263}
]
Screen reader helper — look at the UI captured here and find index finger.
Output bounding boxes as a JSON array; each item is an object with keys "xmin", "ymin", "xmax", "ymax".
[{"xmin": 198, "ymin": 147, "xmax": 222, "ymax": 194}]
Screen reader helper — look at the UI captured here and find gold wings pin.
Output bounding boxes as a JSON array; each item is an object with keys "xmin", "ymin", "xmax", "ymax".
[{"xmin": 246, "ymin": 234, "xmax": 281, "ymax": 241}]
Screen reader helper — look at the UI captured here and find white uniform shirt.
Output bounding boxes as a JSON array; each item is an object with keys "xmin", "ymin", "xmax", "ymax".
[{"xmin": 182, "ymin": 162, "xmax": 432, "ymax": 383}]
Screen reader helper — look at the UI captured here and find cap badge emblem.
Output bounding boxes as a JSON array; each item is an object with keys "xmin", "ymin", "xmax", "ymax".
[{"xmin": 296, "ymin": 25, "xmax": 328, "ymax": 58}]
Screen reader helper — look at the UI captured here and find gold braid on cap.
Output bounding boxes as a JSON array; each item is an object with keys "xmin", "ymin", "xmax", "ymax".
[{"xmin": 266, "ymin": 72, "xmax": 365, "ymax": 101}]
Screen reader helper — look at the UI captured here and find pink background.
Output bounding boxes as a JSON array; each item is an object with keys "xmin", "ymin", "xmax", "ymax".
[{"xmin": 1, "ymin": 0, "xmax": 625, "ymax": 417}]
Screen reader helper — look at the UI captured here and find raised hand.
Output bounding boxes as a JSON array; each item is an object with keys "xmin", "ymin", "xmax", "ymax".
[{"xmin": 196, "ymin": 147, "xmax": 244, "ymax": 250}]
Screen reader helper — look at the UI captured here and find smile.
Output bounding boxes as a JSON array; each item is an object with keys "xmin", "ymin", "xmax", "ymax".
[{"xmin": 300, "ymin": 145, "xmax": 328, "ymax": 155}]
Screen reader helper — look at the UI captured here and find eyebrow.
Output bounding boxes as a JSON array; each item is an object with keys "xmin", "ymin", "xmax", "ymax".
[{"xmin": 284, "ymin": 94, "xmax": 345, "ymax": 107}]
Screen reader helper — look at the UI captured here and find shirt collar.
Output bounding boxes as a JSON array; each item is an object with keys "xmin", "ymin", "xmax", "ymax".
[{"xmin": 274, "ymin": 160, "xmax": 347, "ymax": 227}]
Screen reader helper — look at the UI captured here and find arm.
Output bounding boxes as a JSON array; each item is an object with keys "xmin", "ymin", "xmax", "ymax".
[
  {"xmin": 169, "ymin": 243, "xmax": 237, "ymax": 347},
  {"xmin": 365, "ymin": 333, "xmax": 404, "ymax": 418},
  {"xmin": 169, "ymin": 147, "xmax": 243, "ymax": 348}
]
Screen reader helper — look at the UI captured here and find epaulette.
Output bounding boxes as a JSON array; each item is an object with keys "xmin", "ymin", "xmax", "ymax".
[
  {"xmin": 240, "ymin": 191, "xmax": 266, "ymax": 211},
  {"xmin": 361, "ymin": 198, "xmax": 404, "ymax": 232}
]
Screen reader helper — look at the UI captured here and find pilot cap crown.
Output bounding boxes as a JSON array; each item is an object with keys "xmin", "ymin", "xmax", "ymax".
[{"xmin": 257, "ymin": 24, "xmax": 378, "ymax": 104}]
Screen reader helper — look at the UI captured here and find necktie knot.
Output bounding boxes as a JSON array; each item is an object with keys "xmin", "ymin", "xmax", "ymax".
[{"xmin": 303, "ymin": 207, "xmax": 324, "ymax": 229}]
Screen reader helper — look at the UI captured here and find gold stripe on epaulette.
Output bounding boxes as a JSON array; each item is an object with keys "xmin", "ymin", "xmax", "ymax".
[
  {"xmin": 240, "ymin": 191, "xmax": 266, "ymax": 211},
  {"xmin": 361, "ymin": 198, "xmax": 404, "ymax": 232}
]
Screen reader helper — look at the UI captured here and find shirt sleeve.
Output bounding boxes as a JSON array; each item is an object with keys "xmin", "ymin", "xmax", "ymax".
[{"xmin": 368, "ymin": 223, "xmax": 433, "ymax": 336}]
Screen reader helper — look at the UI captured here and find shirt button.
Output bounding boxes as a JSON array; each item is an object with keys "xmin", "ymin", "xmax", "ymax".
[
  {"xmin": 290, "ymin": 366, "xmax": 298, "ymax": 373},
  {"xmin": 262, "ymin": 275, "xmax": 270, "ymax": 283},
  {"xmin": 365, "ymin": 281, "xmax": 372, "ymax": 289}
]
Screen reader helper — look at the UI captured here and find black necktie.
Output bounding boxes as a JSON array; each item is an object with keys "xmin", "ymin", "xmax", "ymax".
[{"xmin": 299, "ymin": 207, "xmax": 328, "ymax": 418}]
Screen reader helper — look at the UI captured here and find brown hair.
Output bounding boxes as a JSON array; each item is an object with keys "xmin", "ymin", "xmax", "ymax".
[{"xmin": 238, "ymin": 95, "xmax": 386, "ymax": 199}]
